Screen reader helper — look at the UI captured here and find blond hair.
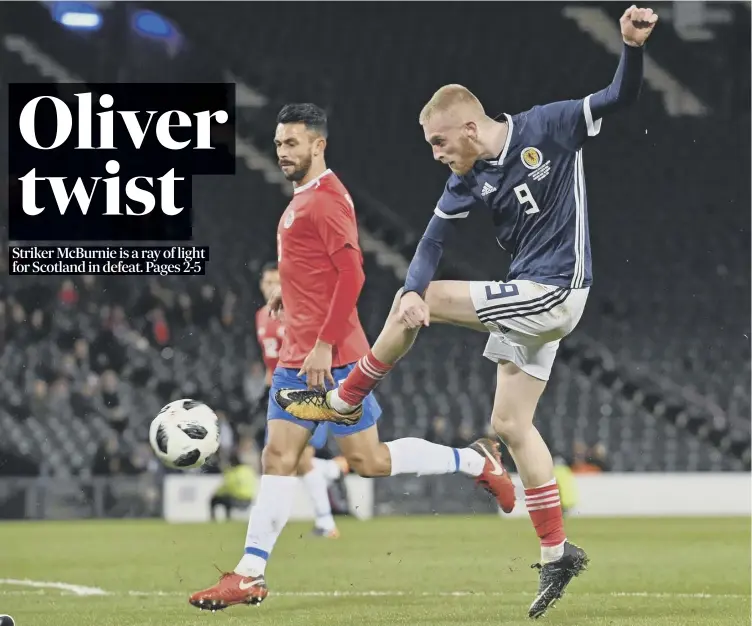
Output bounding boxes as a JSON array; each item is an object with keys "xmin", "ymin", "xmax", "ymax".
[{"xmin": 419, "ymin": 84, "xmax": 485, "ymax": 125}]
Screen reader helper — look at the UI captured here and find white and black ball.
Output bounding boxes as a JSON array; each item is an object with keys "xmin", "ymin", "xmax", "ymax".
[{"xmin": 148, "ymin": 399, "xmax": 220, "ymax": 470}]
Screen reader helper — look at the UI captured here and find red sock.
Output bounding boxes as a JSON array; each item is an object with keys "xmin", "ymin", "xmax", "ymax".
[
  {"xmin": 525, "ymin": 479, "xmax": 566, "ymax": 547},
  {"xmin": 338, "ymin": 351, "xmax": 392, "ymax": 406}
]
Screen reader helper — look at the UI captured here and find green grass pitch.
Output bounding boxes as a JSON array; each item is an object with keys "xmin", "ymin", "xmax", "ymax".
[{"xmin": 1, "ymin": 515, "xmax": 749, "ymax": 625}]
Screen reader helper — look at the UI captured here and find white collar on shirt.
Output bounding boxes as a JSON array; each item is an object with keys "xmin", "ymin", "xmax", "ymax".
[{"xmin": 293, "ymin": 168, "xmax": 333, "ymax": 195}]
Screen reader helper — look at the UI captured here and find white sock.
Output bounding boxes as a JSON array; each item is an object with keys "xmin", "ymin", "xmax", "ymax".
[
  {"xmin": 312, "ymin": 457, "xmax": 342, "ymax": 482},
  {"xmin": 384, "ymin": 438, "xmax": 485, "ymax": 477},
  {"xmin": 458, "ymin": 448, "xmax": 486, "ymax": 477},
  {"xmin": 301, "ymin": 467, "xmax": 336, "ymax": 531},
  {"xmin": 235, "ymin": 475, "xmax": 297, "ymax": 577},
  {"xmin": 329, "ymin": 388, "xmax": 357, "ymax": 413},
  {"xmin": 541, "ymin": 541, "xmax": 566, "ymax": 564}
]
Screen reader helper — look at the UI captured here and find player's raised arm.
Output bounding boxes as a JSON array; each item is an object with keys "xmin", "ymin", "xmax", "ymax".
[
  {"xmin": 589, "ymin": 6, "xmax": 658, "ymax": 117},
  {"xmin": 538, "ymin": 6, "xmax": 657, "ymax": 150}
]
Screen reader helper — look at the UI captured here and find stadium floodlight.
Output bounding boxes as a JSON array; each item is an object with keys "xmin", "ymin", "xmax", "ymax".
[
  {"xmin": 48, "ymin": 2, "xmax": 103, "ymax": 32},
  {"xmin": 131, "ymin": 10, "xmax": 178, "ymax": 40}
]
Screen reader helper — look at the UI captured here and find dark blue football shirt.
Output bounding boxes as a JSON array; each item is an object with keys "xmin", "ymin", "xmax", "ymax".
[
  {"xmin": 435, "ymin": 97, "xmax": 602, "ymax": 289},
  {"xmin": 403, "ymin": 43, "xmax": 645, "ymax": 296}
]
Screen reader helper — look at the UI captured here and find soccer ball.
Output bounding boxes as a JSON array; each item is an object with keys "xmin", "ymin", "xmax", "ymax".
[{"xmin": 149, "ymin": 399, "xmax": 220, "ymax": 470}]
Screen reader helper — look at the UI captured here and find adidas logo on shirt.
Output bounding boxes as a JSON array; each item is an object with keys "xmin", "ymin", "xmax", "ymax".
[{"xmin": 481, "ymin": 182, "xmax": 497, "ymax": 197}]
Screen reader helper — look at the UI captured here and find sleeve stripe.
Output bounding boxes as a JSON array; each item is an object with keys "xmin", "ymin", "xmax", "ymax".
[
  {"xmin": 434, "ymin": 206, "xmax": 469, "ymax": 220},
  {"xmin": 583, "ymin": 95, "xmax": 603, "ymax": 137}
]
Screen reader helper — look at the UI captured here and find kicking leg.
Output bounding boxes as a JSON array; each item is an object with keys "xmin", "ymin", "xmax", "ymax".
[
  {"xmin": 333, "ymin": 281, "xmax": 484, "ymax": 411},
  {"xmin": 189, "ymin": 419, "xmax": 310, "ymax": 611},
  {"xmin": 334, "ymin": 424, "xmax": 515, "ymax": 512},
  {"xmin": 277, "ymin": 281, "xmax": 481, "ymax": 421},
  {"xmin": 491, "ymin": 360, "xmax": 588, "ymax": 618}
]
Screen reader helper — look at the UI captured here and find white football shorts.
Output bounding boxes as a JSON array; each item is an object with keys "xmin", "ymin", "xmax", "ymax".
[{"xmin": 468, "ymin": 279, "xmax": 590, "ymax": 381}]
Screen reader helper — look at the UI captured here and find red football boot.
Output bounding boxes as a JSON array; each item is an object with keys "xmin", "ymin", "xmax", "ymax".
[
  {"xmin": 469, "ymin": 438, "xmax": 516, "ymax": 513},
  {"xmin": 188, "ymin": 572, "xmax": 268, "ymax": 611}
]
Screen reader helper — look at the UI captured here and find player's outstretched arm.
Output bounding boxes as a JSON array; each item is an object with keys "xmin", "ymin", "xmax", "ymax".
[
  {"xmin": 398, "ymin": 215, "xmax": 459, "ymax": 328},
  {"xmin": 403, "ymin": 215, "xmax": 457, "ymax": 299},
  {"xmin": 539, "ymin": 6, "xmax": 657, "ymax": 148},
  {"xmin": 589, "ymin": 6, "xmax": 658, "ymax": 118}
]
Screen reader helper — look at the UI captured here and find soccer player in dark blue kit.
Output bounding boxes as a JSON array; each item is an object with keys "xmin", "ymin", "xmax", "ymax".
[{"xmin": 278, "ymin": 6, "xmax": 658, "ymax": 618}]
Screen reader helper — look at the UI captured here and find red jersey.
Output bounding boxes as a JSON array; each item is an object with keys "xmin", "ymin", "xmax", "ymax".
[
  {"xmin": 277, "ymin": 169, "xmax": 369, "ymax": 368},
  {"xmin": 255, "ymin": 305, "xmax": 285, "ymax": 372}
]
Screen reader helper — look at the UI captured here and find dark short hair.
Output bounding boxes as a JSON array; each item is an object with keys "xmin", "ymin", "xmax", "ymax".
[
  {"xmin": 261, "ymin": 261, "xmax": 278, "ymax": 276},
  {"xmin": 276, "ymin": 103, "xmax": 328, "ymax": 138}
]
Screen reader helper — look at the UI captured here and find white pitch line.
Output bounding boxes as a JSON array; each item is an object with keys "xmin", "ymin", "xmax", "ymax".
[
  {"xmin": 0, "ymin": 581, "xmax": 746, "ymax": 600},
  {"xmin": 0, "ymin": 579, "xmax": 109, "ymax": 596}
]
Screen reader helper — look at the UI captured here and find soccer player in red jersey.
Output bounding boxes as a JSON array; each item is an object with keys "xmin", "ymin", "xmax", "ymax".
[
  {"xmin": 255, "ymin": 262, "xmax": 348, "ymax": 539},
  {"xmin": 188, "ymin": 103, "xmax": 514, "ymax": 611}
]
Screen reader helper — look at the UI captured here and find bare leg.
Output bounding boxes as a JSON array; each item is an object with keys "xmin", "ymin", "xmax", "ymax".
[
  {"xmin": 324, "ymin": 282, "xmax": 484, "ymax": 414},
  {"xmin": 490, "ymin": 361, "xmax": 552, "ymax": 488},
  {"xmin": 490, "ymin": 360, "xmax": 569, "ymax": 564},
  {"xmin": 371, "ymin": 281, "xmax": 486, "ymax": 365}
]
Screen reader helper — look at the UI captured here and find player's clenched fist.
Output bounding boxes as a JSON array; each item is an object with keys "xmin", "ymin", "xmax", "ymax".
[
  {"xmin": 621, "ymin": 5, "xmax": 658, "ymax": 47},
  {"xmin": 398, "ymin": 291, "xmax": 431, "ymax": 330}
]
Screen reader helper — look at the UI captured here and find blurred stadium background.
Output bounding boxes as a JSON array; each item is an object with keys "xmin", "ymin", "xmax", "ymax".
[{"xmin": 0, "ymin": 2, "xmax": 750, "ymax": 624}]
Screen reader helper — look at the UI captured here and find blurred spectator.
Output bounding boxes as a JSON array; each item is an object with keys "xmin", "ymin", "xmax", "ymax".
[
  {"xmin": 78, "ymin": 275, "xmax": 103, "ymax": 313},
  {"xmin": 451, "ymin": 422, "xmax": 475, "ymax": 448},
  {"xmin": 70, "ymin": 376, "xmax": 98, "ymax": 418},
  {"xmin": 90, "ymin": 325, "xmax": 127, "ymax": 374},
  {"xmin": 243, "ymin": 362, "xmax": 267, "ymax": 409},
  {"xmin": 110, "ymin": 305, "xmax": 130, "ymax": 334},
  {"xmin": 426, "ymin": 416, "xmax": 452, "ymax": 447},
  {"xmin": 49, "ymin": 377, "xmax": 71, "ymax": 406},
  {"xmin": 98, "ymin": 370, "xmax": 129, "ymax": 434},
  {"xmin": 176, "ymin": 292, "xmax": 193, "ymax": 326},
  {"xmin": 29, "ymin": 309, "xmax": 48, "ymax": 343},
  {"xmin": 571, "ymin": 440, "xmax": 611, "ymax": 474},
  {"xmin": 128, "ymin": 442, "xmax": 160, "ymax": 475},
  {"xmin": 209, "ymin": 452, "xmax": 257, "ymax": 521},
  {"xmin": 194, "ymin": 284, "xmax": 220, "ymax": 326},
  {"xmin": 149, "ymin": 307, "xmax": 170, "ymax": 347},
  {"xmin": 59, "ymin": 353, "xmax": 79, "ymax": 381},
  {"xmin": 58, "ymin": 279, "xmax": 78, "ymax": 307},
  {"xmin": 73, "ymin": 338, "xmax": 91, "ymax": 373},
  {"xmin": 589, "ymin": 443, "xmax": 610, "ymax": 472},
  {"xmin": 29, "ymin": 379, "xmax": 50, "ymax": 419},
  {"xmin": 7, "ymin": 302, "xmax": 27, "ymax": 343},
  {"xmin": 92, "ymin": 435, "xmax": 135, "ymax": 476}
]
